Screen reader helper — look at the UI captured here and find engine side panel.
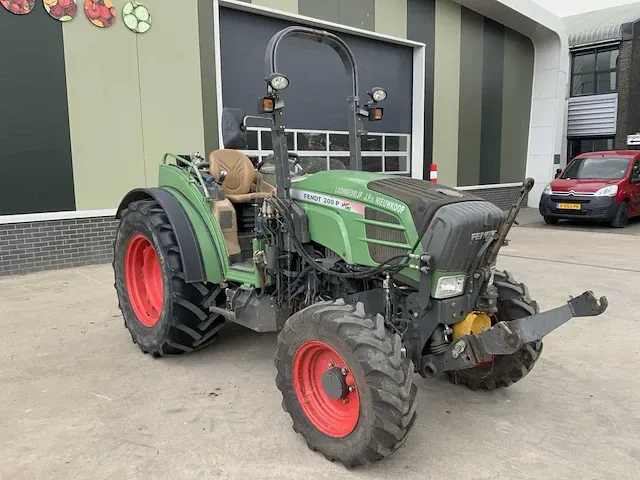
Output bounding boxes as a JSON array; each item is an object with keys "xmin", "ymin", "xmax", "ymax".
[
  {"xmin": 420, "ymin": 201, "xmax": 506, "ymax": 271},
  {"xmin": 290, "ymin": 176, "xmax": 421, "ymax": 281}
]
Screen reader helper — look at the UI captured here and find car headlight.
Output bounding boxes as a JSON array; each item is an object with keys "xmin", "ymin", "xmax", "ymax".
[
  {"xmin": 433, "ymin": 275, "xmax": 466, "ymax": 299},
  {"xmin": 595, "ymin": 185, "xmax": 618, "ymax": 197},
  {"xmin": 542, "ymin": 184, "xmax": 552, "ymax": 195}
]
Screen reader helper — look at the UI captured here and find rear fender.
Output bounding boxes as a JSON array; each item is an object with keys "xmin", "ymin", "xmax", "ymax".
[{"xmin": 116, "ymin": 187, "xmax": 207, "ymax": 284}]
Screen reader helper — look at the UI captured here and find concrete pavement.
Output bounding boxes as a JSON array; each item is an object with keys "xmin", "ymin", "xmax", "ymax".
[{"xmin": 1, "ymin": 225, "xmax": 639, "ymax": 480}]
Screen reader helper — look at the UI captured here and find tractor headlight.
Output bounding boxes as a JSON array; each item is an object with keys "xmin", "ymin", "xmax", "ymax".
[
  {"xmin": 433, "ymin": 275, "xmax": 466, "ymax": 299},
  {"xmin": 267, "ymin": 73, "xmax": 289, "ymax": 91},
  {"xmin": 369, "ymin": 87, "xmax": 387, "ymax": 102},
  {"xmin": 594, "ymin": 185, "xmax": 618, "ymax": 197}
]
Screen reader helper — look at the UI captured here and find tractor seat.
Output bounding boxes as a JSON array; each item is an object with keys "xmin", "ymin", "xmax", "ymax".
[{"xmin": 209, "ymin": 149, "xmax": 271, "ymax": 203}]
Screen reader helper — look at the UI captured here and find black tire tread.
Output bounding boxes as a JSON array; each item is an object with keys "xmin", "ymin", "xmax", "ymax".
[
  {"xmin": 274, "ymin": 300, "xmax": 418, "ymax": 468},
  {"xmin": 446, "ymin": 270, "xmax": 543, "ymax": 391},
  {"xmin": 611, "ymin": 200, "xmax": 630, "ymax": 228},
  {"xmin": 114, "ymin": 199, "xmax": 225, "ymax": 357}
]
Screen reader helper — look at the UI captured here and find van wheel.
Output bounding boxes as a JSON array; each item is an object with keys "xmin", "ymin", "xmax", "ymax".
[
  {"xmin": 611, "ymin": 200, "xmax": 629, "ymax": 228},
  {"xmin": 543, "ymin": 217, "xmax": 559, "ymax": 225}
]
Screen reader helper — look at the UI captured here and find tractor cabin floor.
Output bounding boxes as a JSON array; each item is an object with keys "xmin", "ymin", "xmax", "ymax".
[{"xmin": 0, "ymin": 221, "xmax": 639, "ymax": 480}]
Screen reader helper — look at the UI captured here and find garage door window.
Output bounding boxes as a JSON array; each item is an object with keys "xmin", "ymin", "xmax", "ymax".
[{"xmin": 243, "ymin": 128, "xmax": 411, "ymax": 174}]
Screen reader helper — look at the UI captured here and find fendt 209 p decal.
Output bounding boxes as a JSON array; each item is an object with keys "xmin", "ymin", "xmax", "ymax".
[{"xmin": 291, "ymin": 189, "xmax": 365, "ymax": 215}]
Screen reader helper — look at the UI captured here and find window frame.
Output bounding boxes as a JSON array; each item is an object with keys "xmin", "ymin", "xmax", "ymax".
[
  {"xmin": 240, "ymin": 127, "xmax": 412, "ymax": 175},
  {"xmin": 567, "ymin": 136, "xmax": 616, "ymax": 162},
  {"xmin": 570, "ymin": 45, "xmax": 619, "ymax": 97}
]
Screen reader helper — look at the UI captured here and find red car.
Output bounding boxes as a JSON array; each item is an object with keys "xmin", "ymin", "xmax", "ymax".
[{"xmin": 539, "ymin": 150, "xmax": 640, "ymax": 228}]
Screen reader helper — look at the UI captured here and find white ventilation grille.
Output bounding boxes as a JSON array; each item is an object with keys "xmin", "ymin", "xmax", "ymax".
[{"xmin": 567, "ymin": 93, "xmax": 618, "ymax": 137}]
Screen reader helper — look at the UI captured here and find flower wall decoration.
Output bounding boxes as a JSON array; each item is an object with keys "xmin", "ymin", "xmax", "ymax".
[
  {"xmin": 84, "ymin": 0, "xmax": 116, "ymax": 28},
  {"xmin": 122, "ymin": 1, "xmax": 151, "ymax": 34},
  {"xmin": 43, "ymin": 0, "xmax": 78, "ymax": 22},
  {"xmin": 1, "ymin": 0, "xmax": 36, "ymax": 15}
]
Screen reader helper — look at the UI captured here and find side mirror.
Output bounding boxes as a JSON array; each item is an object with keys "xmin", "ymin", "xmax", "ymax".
[
  {"xmin": 555, "ymin": 168, "xmax": 562, "ymax": 179},
  {"xmin": 221, "ymin": 107, "xmax": 247, "ymax": 150}
]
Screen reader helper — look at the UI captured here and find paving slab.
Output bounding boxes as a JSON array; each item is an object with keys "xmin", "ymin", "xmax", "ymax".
[{"xmin": 0, "ymin": 226, "xmax": 638, "ymax": 480}]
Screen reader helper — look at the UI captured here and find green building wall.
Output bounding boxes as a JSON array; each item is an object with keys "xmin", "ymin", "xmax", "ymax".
[
  {"xmin": 0, "ymin": 0, "xmax": 535, "ymax": 216},
  {"xmin": 63, "ymin": 0, "xmax": 207, "ymax": 211}
]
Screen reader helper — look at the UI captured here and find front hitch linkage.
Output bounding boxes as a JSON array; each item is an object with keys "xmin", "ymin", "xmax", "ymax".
[{"xmin": 419, "ymin": 291, "xmax": 608, "ymax": 378}]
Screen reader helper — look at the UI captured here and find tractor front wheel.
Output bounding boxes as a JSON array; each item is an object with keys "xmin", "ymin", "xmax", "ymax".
[
  {"xmin": 113, "ymin": 199, "xmax": 225, "ymax": 357},
  {"xmin": 274, "ymin": 300, "xmax": 417, "ymax": 468},
  {"xmin": 447, "ymin": 270, "xmax": 543, "ymax": 391}
]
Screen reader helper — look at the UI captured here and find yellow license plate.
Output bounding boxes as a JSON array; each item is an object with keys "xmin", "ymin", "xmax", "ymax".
[{"xmin": 557, "ymin": 202, "xmax": 581, "ymax": 210}]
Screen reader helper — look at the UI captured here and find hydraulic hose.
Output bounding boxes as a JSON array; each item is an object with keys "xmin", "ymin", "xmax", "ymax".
[{"xmin": 269, "ymin": 196, "xmax": 418, "ymax": 280}]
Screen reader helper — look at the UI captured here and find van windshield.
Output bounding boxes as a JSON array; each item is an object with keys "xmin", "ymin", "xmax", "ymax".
[{"xmin": 562, "ymin": 157, "xmax": 631, "ymax": 180}]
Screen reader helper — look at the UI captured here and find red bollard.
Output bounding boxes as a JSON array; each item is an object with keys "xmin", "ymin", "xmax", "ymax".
[{"xmin": 430, "ymin": 163, "xmax": 438, "ymax": 183}]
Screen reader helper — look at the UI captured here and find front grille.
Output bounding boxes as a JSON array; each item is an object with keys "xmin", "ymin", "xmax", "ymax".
[
  {"xmin": 364, "ymin": 207, "xmax": 407, "ymax": 264},
  {"xmin": 365, "ymin": 207, "xmax": 400, "ymax": 224},
  {"xmin": 549, "ymin": 195, "xmax": 592, "ymax": 205}
]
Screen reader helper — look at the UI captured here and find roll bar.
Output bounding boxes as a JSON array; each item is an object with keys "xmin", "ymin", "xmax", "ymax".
[
  {"xmin": 262, "ymin": 26, "xmax": 371, "ymax": 201},
  {"xmin": 264, "ymin": 27, "xmax": 364, "ymax": 163}
]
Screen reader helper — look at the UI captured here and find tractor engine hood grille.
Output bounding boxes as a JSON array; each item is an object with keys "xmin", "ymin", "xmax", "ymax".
[
  {"xmin": 367, "ymin": 177, "xmax": 483, "ymax": 237},
  {"xmin": 367, "ymin": 177, "xmax": 506, "ymax": 272}
]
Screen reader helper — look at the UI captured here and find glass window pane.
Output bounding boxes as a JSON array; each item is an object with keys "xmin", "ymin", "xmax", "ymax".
[
  {"xmin": 580, "ymin": 139, "xmax": 594, "ymax": 153},
  {"xmin": 597, "ymin": 49, "xmax": 618, "ymax": 71},
  {"xmin": 597, "ymin": 72, "xmax": 616, "ymax": 92},
  {"xmin": 573, "ymin": 52, "xmax": 595, "ymax": 74},
  {"xmin": 593, "ymin": 139, "xmax": 607, "ymax": 151},
  {"xmin": 362, "ymin": 135, "xmax": 383, "ymax": 152},
  {"xmin": 261, "ymin": 131, "xmax": 294, "ymax": 150},
  {"xmin": 245, "ymin": 153, "xmax": 259, "ymax": 166},
  {"xmin": 569, "ymin": 140, "xmax": 580, "ymax": 160},
  {"xmin": 298, "ymin": 156, "xmax": 329, "ymax": 174},
  {"xmin": 329, "ymin": 157, "xmax": 350, "ymax": 170},
  {"xmin": 572, "ymin": 73, "xmax": 595, "ymax": 95},
  {"xmin": 593, "ymin": 138, "xmax": 615, "ymax": 152},
  {"xmin": 362, "ymin": 156, "xmax": 383, "ymax": 172},
  {"xmin": 384, "ymin": 156, "xmax": 408, "ymax": 172},
  {"xmin": 297, "ymin": 132, "xmax": 327, "ymax": 151},
  {"xmin": 385, "ymin": 136, "xmax": 409, "ymax": 152},
  {"xmin": 247, "ymin": 130, "xmax": 259, "ymax": 150},
  {"xmin": 329, "ymin": 134, "xmax": 349, "ymax": 152}
]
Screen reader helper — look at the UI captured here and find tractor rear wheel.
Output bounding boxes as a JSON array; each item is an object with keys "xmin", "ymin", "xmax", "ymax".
[
  {"xmin": 446, "ymin": 270, "xmax": 543, "ymax": 391},
  {"xmin": 113, "ymin": 199, "xmax": 225, "ymax": 357},
  {"xmin": 274, "ymin": 300, "xmax": 417, "ymax": 468}
]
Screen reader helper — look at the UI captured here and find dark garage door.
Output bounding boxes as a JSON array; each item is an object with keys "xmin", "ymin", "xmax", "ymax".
[{"xmin": 219, "ymin": 7, "xmax": 414, "ymax": 174}]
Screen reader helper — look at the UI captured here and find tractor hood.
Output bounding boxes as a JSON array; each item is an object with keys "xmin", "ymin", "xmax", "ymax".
[
  {"xmin": 290, "ymin": 170, "xmax": 506, "ymax": 274},
  {"xmin": 291, "ymin": 171, "xmax": 485, "ymax": 236}
]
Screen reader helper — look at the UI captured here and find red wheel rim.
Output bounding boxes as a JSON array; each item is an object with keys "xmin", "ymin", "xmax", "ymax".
[
  {"xmin": 292, "ymin": 341, "xmax": 360, "ymax": 438},
  {"xmin": 124, "ymin": 234, "xmax": 164, "ymax": 327}
]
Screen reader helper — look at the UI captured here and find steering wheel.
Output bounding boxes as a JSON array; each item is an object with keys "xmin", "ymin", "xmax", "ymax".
[{"xmin": 258, "ymin": 152, "xmax": 303, "ymax": 174}]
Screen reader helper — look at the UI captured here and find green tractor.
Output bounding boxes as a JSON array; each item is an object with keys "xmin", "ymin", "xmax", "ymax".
[{"xmin": 113, "ymin": 26, "xmax": 608, "ymax": 467}]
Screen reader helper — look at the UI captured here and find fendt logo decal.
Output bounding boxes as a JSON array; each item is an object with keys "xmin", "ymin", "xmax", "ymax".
[
  {"xmin": 470, "ymin": 230, "xmax": 497, "ymax": 241},
  {"xmin": 291, "ymin": 189, "xmax": 365, "ymax": 215}
]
